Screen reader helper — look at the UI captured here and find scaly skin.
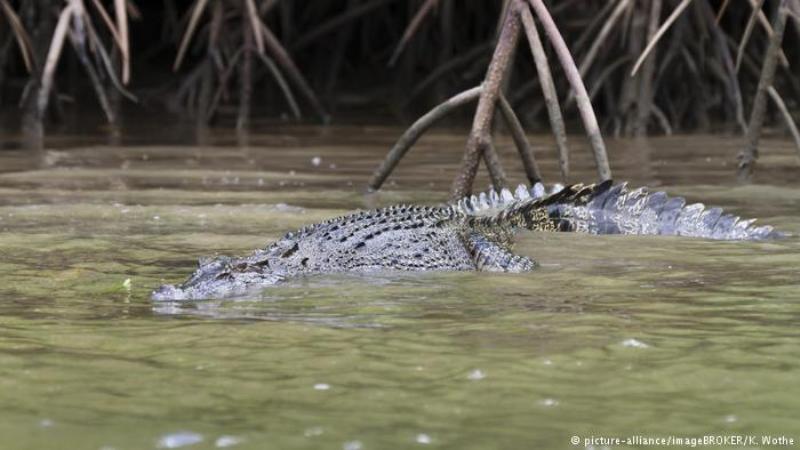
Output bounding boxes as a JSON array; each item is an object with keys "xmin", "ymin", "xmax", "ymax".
[{"xmin": 152, "ymin": 181, "xmax": 781, "ymax": 301}]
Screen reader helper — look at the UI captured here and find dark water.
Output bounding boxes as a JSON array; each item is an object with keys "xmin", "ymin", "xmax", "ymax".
[{"xmin": 0, "ymin": 125, "xmax": 798, "ymax": 449}]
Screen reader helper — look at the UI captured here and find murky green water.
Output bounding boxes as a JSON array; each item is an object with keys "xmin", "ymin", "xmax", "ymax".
[{"xmin": 0, "ymin": 125, "xmax": 798, "ymax": 449}]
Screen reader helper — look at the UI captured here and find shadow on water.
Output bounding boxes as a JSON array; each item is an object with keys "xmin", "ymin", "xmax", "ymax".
[{"xmin": 0, "ymin": 123, "xmax": 798, "ymax": 449}]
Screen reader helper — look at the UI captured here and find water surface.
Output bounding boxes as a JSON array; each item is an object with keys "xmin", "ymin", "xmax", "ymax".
[{"xmin": 0, "ymin": 125, "xmax": 798, "ymax": 449}]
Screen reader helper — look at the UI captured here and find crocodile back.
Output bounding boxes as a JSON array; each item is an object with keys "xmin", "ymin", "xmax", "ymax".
[{"xmin": 266, "ymin": 205, "xmax": 475, "ymax": 273}]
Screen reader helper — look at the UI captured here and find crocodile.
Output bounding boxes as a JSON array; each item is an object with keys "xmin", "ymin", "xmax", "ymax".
[{"xmin": 152, "ymin": 181, "xmax": 781, "ymax": 301}]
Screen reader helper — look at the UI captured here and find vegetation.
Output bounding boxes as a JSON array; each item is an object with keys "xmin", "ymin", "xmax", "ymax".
[{"xmin": 0, "ymin": 0, "xmax": 797, "ymax": 196}]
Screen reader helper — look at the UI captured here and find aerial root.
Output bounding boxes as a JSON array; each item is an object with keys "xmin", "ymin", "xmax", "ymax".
[
  {"xmin": 370, "ymin": 0, "xmax": 614, "ymax": 197},
  {"xmin": 737, "ymin": 0, "xmax": 789, "ymax": 182},
  {"xmin": 368, "ymin": 86, "xmax": 482, "ymax": 192}
]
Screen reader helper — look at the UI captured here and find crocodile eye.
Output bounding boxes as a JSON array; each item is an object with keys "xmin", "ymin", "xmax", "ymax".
[{"xmin": 214, "ymin": 271, "xmax": 232, "ymax": 281}]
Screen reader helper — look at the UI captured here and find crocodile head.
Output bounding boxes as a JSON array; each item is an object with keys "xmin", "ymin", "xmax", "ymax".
[
  {"xmin": 151, "ymin": 232, "xmax": 318, "ymax": 301},
  {"xmin": 151, "ymin": 254, "xmax": 286, "ymax": 301}
]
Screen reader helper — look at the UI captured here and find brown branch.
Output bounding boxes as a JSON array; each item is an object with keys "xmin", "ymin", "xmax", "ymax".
[
  {"xmin": 716, "ymin": 0, "xmax": 731, "ymax": 22},
  {"xmin": 205, "ymin": 49, "xmax": 243, "ymax": 122},
  {"xmin": 0, "ymin": 0, "xmax": 35, "ymax": 73},
  {"xmin": 736, "ymin": 0, "xmax": 766, "ymax": 72},
  {"xmin": 113, "ymin": 0, "xmax": 130, "ymax": 84},
  {"xmin": 257, "ymin": 52, "xmax": 301, "ymax": 119},
  {"xmin": 571, "ymin": 1, "xmax": 618, "ymax": 55},
  {"xmin": 243, "ymin": 0, "xmax": 265, "ymax": 55},
  {"xmin": 578, "ymin": 0, "xmax": 631, "ymax": 80},
  {"xmin": 767, "ymin": 87, "xmax": 800, "ymax": 159},
  {"xmin": 587, "ymin": 56, "xmax": 631, "ymax": 103},
  {"xmin": 631, "ymin": 0, "xmax": 692, "ymax": 77},
  {"xmin": 481, "ymin": 140, "xmax": 508, "ymax": 190},
  {"xmin": 634, "ymin": 0, "xmax": 662, "ymax": 137},
  {"xmin": 37, "ymin": 2, "xmax": 75, "ymax": 118},
  {"xmin": 174, "ymin": 0, "xmax": 210, "ymax": 71},
  {"xmin": 738, "ymin": 0, "xmax": 789, "ymax": 182},
  {"xmin": 519, "ymin": 6, "xmax": 568, "ymax": 182},
  {"xmin": 237, "ymin": 18, "xmax": 253, "ymax": 131},
  {"xmin": 368, "ymin": 86, "xmax": 482, "ymax": 192},
  {"xmin": 389, "ymin": 0, "xmax": 439, "ymax": 67},
  {"xmin": 498, "ymin": 93, "xmax": 541, "ymax": 184},
  {"xmin": 450, "ymin": 5, "xmax": 521, "ymax": 199},
  {"xmin": 292, "ymin": 0, "xmax": 398, "ymax": 51},
  {"xmin": 404, "ymin": 43, "xmax": 492, "ymax": 106},
  {"xmin": 746, "ymin": 0, "xmax": 790, "ymax": 67},
  {"xmin": 527, "ymin": 0, "xmax": 612, "ymax": 181},
  {"xmin": 699, "ymin": 0, "xmax": 746, "ymax": 133}
]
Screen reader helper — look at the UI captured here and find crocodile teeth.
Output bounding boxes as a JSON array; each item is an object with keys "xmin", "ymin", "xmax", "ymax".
[{"xmin": 515, "ymin": 184, "xmax": 530, "ymax": 200}]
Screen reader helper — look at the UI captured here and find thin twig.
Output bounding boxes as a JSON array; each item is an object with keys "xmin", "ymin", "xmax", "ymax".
[
  {"xmin": 651, "ymin": 104, "xmax": 673, "ymax": 135},
  {"xmin": 38, "ymin": 2, "xmax": 76, "ymax": 118},
  {"xmin": 578, "ymin": 0, "xmax": 631, "ymax": 79},
  {"xmin": 0, "ymin": 0, "xmax": 35, "ymax": 72},
  {"xmin": 260, "ymin": 22, "xmax": 328, "ymax": 122},
  {"xmin": 481, "ymin": 140, "xmax": 508, "ymax": 190},
  {"xmin": 746, "ymin": 0, "xmax": 790, "ymax": 67},
  {"xmin": 519, "ymin": 6, "xmax": 568, "ymax": 181},
  {"xmin": 174, "ymin": 0, "xmax": 210, "ymax": 70},
  {"xmin": 389, "ymin": 0, "xmax": 439, "ymax": 67},
  {"xmin": 113, "ymin": 0, "xmax": 130, "ymax": 83},
  {"xmin": 767, "ymin": 86, "xmax": 800, "ymax": 159},
  {"xmin": 631, "ymin": 0, "xmax": 693, "ymax": 77},
  {"xmin": 257, "ymin": 52, "xmax": 301, "ymax": 119},
  {"xmin": 736, "ymin": 0, "xmax": 765, "ymax": 72},
  {"xmin": 498, "ymin": 93, "xmax": 541, "ymax": 184},
  {"xmin": 404, "ymin": 43, "xmax": 492, "ymax": 106},
  {"xmin": 632, "ymin": 0, "xmax": 663, "ymax": 137},
  {"xmin": 237, "ymin": 19, "xmax": 253, "ymax": 131},
  {"xmin": 243, "ymin": 0, "xmax": 265, "ymax": 55},
  {"xmin": 292, "ymin": 0, "xmax": 399, "ymax": 50},
  {"xmin": 69, "ymin": 24, "xmax": 115, "ymax": 123},
  {"xmin": 571, "ymin": 1, "xmax": 617, "ymax": 55},
  {"xmin": 451, "ymin": 4, "xmax": 521, "ymax": 198},
  {"xmin": 205, "ymin": 49, "xmax": 244, "ymax": 121},
  {"xmin": 716, "ymin": 0, "xmax": 731, "ymax": 22},
  {"xmin": 738, "ymin": 0, "xmax": 789, "ymax": 182},
  {"xmin": 527, "ymin": 0, "xmax": 612, "ymax": 181},
  {"xmin": 699, "ymin": 0, "xmax": 746, "ymax": 133}
]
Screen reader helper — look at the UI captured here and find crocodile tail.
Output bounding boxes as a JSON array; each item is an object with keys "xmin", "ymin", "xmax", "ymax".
[
  {"xmin": 456, "ymin": 181, "xmax": 782, "ymax": 240},
  {"xmin": 551, "ymin": 182, "xmax": 782, "ymax": 240}
]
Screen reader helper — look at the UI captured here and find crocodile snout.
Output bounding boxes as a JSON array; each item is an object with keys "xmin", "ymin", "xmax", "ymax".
[{"xmin": 151, "ymin": 284, "xmax": 189, "ymax": 301}]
